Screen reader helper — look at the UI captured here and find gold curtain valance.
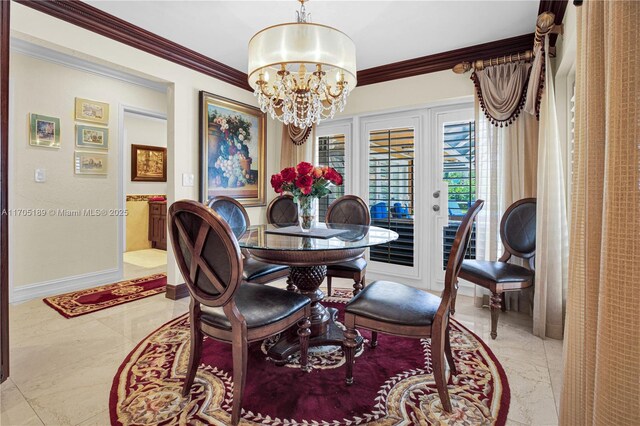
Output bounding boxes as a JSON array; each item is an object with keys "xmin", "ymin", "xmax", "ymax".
[
  {"xmin": 287, "ymin": 123, "xmax": 313, "ymax": 146},
  {"xmin": 471, "ymin": 62, "xmax": 532, "ymax": 127}
]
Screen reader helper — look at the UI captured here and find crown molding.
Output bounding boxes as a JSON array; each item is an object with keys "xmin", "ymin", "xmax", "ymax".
[
  {"xmin": 15, "ymin": 0, "xmax": 558, "ymax": 90},
  {"xmin": 356, "ymin": 33, "xmax": 535, "ymax": 87},
  {"xmin": 14, "ymin": 0, "xmax": 251, "ymax": 91}
]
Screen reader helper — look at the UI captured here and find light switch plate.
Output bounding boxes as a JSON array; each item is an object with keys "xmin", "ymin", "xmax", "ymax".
[
  {"xmin": 182, "ymin": 173, "xmax": 195, "ymax": 187},
  {"xmin": 35, "ymin": 168, "xmax": 46, "ymax": 183}
]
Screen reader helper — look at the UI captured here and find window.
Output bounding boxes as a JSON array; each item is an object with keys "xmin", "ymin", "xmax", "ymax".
[
  {"xmin": 368, "ymin": 127, "xmax": 415, "ymax": 267},
  {"xmin": 317, "ymin": 134, "xmax": 345, "ymax": 222},
  {"xmin": 442, "ymin": 121, "xmax": 476, "ymax": 268}
]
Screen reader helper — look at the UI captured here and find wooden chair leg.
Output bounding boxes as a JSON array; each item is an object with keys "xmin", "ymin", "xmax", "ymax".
[
  {"xmin": 298, "ymin": 312, "xmax": 311, "ymax": 372},
  {"xmin": 326, "ymin": 275, "xmax": 332, "ymax": 297},
  {"xmin": 432, "ymin": 327, "xmax": 452, "ymax": 413},
  {"xmin": 183, "ymin": 304, "xmax": 202, "ymax": 397},
  {"xmin": 343, "ymin": 314, "xmax": 358, "ymax": 385},
  {"xmin": 444, "ymin": 324, "xmax": 457, "ymax": 376},
  {"xmin": 370, "ymin": 331, "xmax": 378, "ymax": 348},
  {"xmin": 490, "ymin": 292, "xmax": 502, "ymax": 340},
  {"xmin": 353, "ymin": 273, "xmax": 365, "ymax": 296},
  {"xmin": 501, "ymin": 292, "xmax": 507, "ymax": 312},
  {"xmin": 286, "ymin": 276, "xmax": 296, "ymax": 292},
  {"xmin": 231, "ymin": 330, "xmax": 248, "ymax": 426}
]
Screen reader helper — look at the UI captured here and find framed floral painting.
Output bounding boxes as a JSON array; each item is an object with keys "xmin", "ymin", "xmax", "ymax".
[{"xmin": 199, "ymin": 91, "xmax": 266, "ymax": 206}]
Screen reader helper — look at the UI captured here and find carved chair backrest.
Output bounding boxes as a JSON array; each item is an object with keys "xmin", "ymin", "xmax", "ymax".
[
  {"xmin": 443, "ymin": 199, "xmax": 485, "ymax": 302},
  {"xmin": 266, "ymin": 194, "xmax": 298, "ymax": 226},
  {"xmin": 326, "ymin": 195, "xmax": 371, "ymax": 226},
  {"xmin": 207, "ymin": 196, "xmax": 250, "ymax": 239},
  {"xmin": 169, "ymin": 200, "xmax": 243, "ymax": 307},
  {"xmin": 499, "ymin": 198, "xmax": 537, "ymax": 269}
]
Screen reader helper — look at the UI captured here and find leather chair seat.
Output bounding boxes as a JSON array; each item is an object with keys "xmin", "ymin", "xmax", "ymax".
[
  {"xmin": 242, "ymin": 258, "xmax": 288, "ymax": 282},
  {"xmin": 345, "ymin": 280, "xmax": 441, "ymax": 327},
  {"xmin": 461, "ymin": 260, "xmax": 533, "ymax": 283},
  {"xmin": 200, "ymin": 283, "xmax": 310, "ymax": 330},
  {"xmin": 327, "ymin": 257, "xmax": 367, "ymax": 272}
]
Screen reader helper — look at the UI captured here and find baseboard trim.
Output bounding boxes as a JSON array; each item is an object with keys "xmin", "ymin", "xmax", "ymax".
[
  {"xmin": 165, "ymin": 283, "xmax": 189, "ymax": 300},
  {"xmin": 10, "ymin": 268, "xmax": 121, "ymax": 303}
]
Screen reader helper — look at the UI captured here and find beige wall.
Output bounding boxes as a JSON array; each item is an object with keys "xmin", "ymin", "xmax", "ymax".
[
  {"xmin": 10, "ymin": 3, "xmax": 282, "ymax": 296},
  {"xmin": 342, "ymin": 70, "xmax": 473, "ymax": 116},
  {"xmin": 9, "ymin": 52, "xmax": 166, "ymax": 290}
]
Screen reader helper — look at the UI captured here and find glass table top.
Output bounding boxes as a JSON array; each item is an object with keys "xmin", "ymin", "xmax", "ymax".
[{"xmin": 237, "ymin": 223, "xmax": 399, "ymax": 251}]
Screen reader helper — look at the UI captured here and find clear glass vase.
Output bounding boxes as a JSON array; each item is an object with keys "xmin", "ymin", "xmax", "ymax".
[{"xmin": 297, "ymin": 196, "xmax": 316, "ymax": 232}]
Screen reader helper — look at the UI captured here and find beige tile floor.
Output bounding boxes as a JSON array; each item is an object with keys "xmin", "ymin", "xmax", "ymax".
[{"xmin": 1, "ymin": 269, "xmax": 562, "ymax": 425}]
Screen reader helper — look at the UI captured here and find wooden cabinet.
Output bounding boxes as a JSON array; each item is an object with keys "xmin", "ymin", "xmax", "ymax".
[{"xmin": 148, "ymin": 201, "xmax": 167, "ymax": 250}]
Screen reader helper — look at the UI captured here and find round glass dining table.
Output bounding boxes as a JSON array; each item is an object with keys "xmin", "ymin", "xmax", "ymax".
[{"xmin": 237, "ymin": 223, "xmax": 398, "ymax": 362}]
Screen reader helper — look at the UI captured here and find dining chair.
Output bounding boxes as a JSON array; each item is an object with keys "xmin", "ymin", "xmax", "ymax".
[
  {"xmin": 457, "ymin": 197, "xmax": 536, "ymax": 339},
  {"xmin": 325, "ymin": 195, "xmax": 371, "ymax": 296},
  {"xmin": 208, "ymin": 196, "xmax": 290, "ymax": 285},
  {"xmin": 169, "ymin": 200, "xmax": 311, "ymax": 426},
  {"xmin": 266, "ymin": 193, "xmax": 298, "ymax": 226},
  {"xmin": 343, "ymin": 199, "xmax": 484, "ymax": 413}
]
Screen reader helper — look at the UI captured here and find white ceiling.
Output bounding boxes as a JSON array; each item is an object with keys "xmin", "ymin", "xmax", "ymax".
[{"xmin": 86, "ymin": 0, "xmax": 539, "ymax": 72}]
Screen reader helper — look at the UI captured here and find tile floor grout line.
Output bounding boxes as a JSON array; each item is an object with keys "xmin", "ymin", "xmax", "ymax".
[{"xmin": 9, "ymin": 378, "xmax": 47, "ymax": 426}]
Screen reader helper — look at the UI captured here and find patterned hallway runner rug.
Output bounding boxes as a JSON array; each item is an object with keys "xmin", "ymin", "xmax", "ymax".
[
  {"xmin": 110, "ymin": 289, "xmax": 510, "ymax": 425},
  {"xmin": 44, "ymin": 273, "xmax": 167, "ymax": 318}
]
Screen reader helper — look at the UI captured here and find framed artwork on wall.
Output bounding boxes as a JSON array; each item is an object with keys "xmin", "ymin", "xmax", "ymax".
[
  {"xmin": 29, "ymin": 113, "xmax": 60, "ymax": 148},
  {"xmin": 76, "ymin": 125, "xmax": 108, "ymax": 150},
  {"xmin": 199, "ymin": 91, "xmax": 266, "ymax": 206},
  {"xmin": 74, "ymin": 151, "xmax": 108, "ymax": 175},
  {"xmin": 131, "ymin": 144, "xmax": 167, "ymax": 182},
  {"xmin": 75, "ymin": 97, "xmax": 109, "ymax": 125}
]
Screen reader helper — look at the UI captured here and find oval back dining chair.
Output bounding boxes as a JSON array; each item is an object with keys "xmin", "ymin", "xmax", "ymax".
[
  {"xmin": 266, "ymin": 193, "xmax": 298, "ymax": 226},
  {"xmin": 342, "ymin": 199, "xmax": 484, "ymax": 414},
  {"xmin": 457, "ymin": 197, "xmax": 536, "ymax": 339},
  {"xmin": 208, "ymin": 196, "xmax": 290, "ymax": 285},
  {"xmin": 169, "ymin": 200, "xmax": 311, "ymax": 426},
  {"xmin": 325, "ymin": 195, "xmax": 371, "ymax": 296}
]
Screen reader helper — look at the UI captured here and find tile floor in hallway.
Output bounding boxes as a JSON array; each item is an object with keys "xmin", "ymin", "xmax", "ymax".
[{"xmin": 1, "ymin": 276, "xmax": 562, "ymax": 426}]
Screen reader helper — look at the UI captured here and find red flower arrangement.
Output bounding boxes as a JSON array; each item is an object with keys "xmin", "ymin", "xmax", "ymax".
[{"xmin": 271, "ymin": 161, "xmax": 343, "ymax": 198}]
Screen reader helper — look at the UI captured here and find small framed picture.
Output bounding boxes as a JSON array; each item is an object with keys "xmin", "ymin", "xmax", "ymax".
[
  {"xmin": 75, "ymin": 151, "xmax": 108, "ymax": 175},
  {"xmin": 131, "ymin": 144, "xmax": 167, "ymax": 182},
  {"xmin": 29, "ymin": 113, "xmax": 60, "ymax": 148},
  {"xmin": 75, "ymin": 97, "xmax": 109, "ymax": 125},
  {"xmin": 76, "ymin": 125, "xmax": 108, "ymax": 150}
]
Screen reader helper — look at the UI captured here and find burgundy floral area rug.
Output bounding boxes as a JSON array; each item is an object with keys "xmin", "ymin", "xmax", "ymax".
[
  {"xmin": 110, "ymin": 289, "xmax": 510, "ymax": 425},
  {"xmin": 44, "ymin": 273, "xmax": 166, "ymax": 318}
]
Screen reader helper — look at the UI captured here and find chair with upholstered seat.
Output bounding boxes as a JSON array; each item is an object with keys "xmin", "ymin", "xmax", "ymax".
[
  {"xmin": 169, "ymin": 200, "xmax": 311, "ymax": 426},
  {"xmin": 457, "ymin": 197, "xmax": 536, "ymax": 339},
  {"xmin": 325, "ymin": 195, "xmax": 371, "ymax": 296},
  {"xmin": 208, "ymin": 196, "xmax": 290, "ymax": 285},
  {"xmin": 343, "ymin": 199, "xmax": 484, "ymax": 413},
  {"xmin": 266, "ymin": 194, "xmax": 298, "ymax": 226}
]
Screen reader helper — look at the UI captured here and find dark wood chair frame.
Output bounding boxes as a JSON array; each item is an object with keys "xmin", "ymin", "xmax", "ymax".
[
  {"xmin": 208, "ymin": 196, "xmax": 290, "ymax": 285},
  {"xmin": 343, "ymin": 199, "xmax": 484, "ymax": 413},
  {"xmin": 456, "ymin": 197, "xmax": 536, "ymax": 339},
  {"xmin": 169, "ymin": 200, "xmax": 311, "ymax": 426},
  {"xmin": 266, "ymin": 193, "xmax": 298, "ymax": 226},
  {"xmin": 325, "ymin": 195, "xmax": 371, "ymax": 296}
]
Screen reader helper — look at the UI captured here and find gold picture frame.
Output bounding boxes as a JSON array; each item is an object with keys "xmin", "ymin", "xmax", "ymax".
[
  {"xmin": 75, "ymin": 97, "xmax": 109, "ymax": 125},
  {"xmin": 199, "ymin": 91, "xmax": 267, "ymax": 206}
]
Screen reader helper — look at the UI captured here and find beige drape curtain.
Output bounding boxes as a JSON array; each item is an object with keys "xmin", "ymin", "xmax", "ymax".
[
  {"xmin": 532, "ymin": 37, "xmax": 568, "ymax": 340},
  {"xmin": 560, "ymin": 1, "xmax": 640, "ymax": 424},
  {"xmin": 280, "ymin": 124, "xmax": 317, "ymax": 169},
  {"xmin": 473, "ymin": 61, "xmax": 538, "ymax": 311}
]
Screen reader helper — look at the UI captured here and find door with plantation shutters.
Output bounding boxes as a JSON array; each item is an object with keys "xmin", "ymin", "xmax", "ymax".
[
  {"xmin": 316, "ymin": 122, "xmax": 351, "ymax": 222},
  {"xmin": 361, "ymin": 114, "xmax": 423, "ymax": 278}
]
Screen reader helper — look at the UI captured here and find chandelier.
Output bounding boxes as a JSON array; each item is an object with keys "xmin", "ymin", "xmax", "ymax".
[{"xmin": 248, "ymin": 0, "xmax": 357, "ymax": 129}]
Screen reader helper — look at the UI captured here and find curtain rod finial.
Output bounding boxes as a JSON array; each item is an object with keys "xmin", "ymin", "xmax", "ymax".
[{"xmin": 453, "ymin": 62, "xmax": 472, "ymax": 74}]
